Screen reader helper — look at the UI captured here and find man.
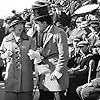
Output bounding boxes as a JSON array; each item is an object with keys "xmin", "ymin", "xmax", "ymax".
[
  {"xmin": 0, "ymin": 16, "xmax": 34, "ymax": 100},
  {"xmin": 68, "ymin": 41, "xmax": 95, "ymax": 100},
  {"xmin": 28, "ymin": 1, "xmax": 69, "ymax": 100},
  {"xmin": 52, "ymin": 3, "xmax": 71, "ymax": 31},
  {"xmin": 76, "ymin": 40, "xmax": 100, "ymax": 100}
]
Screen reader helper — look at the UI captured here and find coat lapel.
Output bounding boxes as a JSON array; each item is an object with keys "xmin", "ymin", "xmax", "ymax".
[
  {"xmin": 5, "ymin": 33, "xmax": 15, "ymax": 42},
  {"xmin": 43, "ymin": 32, "xmax": 53, "ymax": 48},
  {"xmin": 43, "ymin": 25, "xmax": 54, "ymax": 48}
]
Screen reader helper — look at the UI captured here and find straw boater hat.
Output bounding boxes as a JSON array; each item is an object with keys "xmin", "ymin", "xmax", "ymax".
[{"xmin": 32, "ymin": 0, "xmax": 51, "ymax": 21}]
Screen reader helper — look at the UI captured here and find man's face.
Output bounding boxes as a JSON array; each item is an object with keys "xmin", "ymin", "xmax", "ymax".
[
  {"xmin": 35, "ymin": 21, "xmax": 46, "ymax": 33},
  {"xmin": 14, "ymin": 23, "xmax": 24, "ymax": 35}
]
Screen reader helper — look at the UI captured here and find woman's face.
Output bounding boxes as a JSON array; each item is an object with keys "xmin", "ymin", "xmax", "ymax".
[{"xmin": 14, "ymin": 23, "xmax": 24, "ymax": 36}]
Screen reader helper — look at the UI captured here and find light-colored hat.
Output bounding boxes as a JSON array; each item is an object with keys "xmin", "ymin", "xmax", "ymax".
[
  {"xmin": 77, "ymin": 41, "xmax": 89, "ymax": 47},
  {"xmin": 9, "ymin": 20, "xmax": 25, "ymax": 28}
]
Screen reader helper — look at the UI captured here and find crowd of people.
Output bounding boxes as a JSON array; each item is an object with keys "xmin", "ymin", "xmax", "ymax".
[{"xmin": 0, "ymin": 0, "xmax": 100, "ymax": 100}]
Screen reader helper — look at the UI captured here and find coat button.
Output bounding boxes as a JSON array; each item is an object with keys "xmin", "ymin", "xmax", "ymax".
[
  {"xmin": 16, "ymin": 66, "xmax": 21, "ymax": 69},
  {"xmin": 16, "ymin": 64, "xmax": 21, "ymax": 69}
]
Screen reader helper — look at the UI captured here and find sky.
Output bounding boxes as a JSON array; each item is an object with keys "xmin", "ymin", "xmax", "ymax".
[{"xmin": 0, "ymin": 0, "xmax": 37, "ymax": 19}]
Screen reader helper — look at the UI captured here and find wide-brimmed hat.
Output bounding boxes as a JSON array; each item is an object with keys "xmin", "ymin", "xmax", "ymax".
[
  {"xmin": 32, "ymin": 1, "xmax": 51, "ymax": 21},
  {"xmin": 8, "ymin": 15, "xmax": 25, "ymax": 28},
  {"xmin": 77, "ymin": 41, "xmax": 89, "ymax": 47},
  {"xmin": 9, "ymin": 20, "xmax": 25, "ymax": 28}
]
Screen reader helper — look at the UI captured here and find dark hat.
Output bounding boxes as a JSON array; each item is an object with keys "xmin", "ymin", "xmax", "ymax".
[
  {"xmin": 32, "ymin": 1, "xmax": 51, "ymax": 21},
  {"xmin": 32, "ymin": 1, "xmax": 47, "ymax": 10},
  {"xmin": 94, "ymin": 40, "xmax": 100, "ymax": 47},
  {"xmin": 77, "ymin": 41, "xmax": 89, "ymax": 47}
]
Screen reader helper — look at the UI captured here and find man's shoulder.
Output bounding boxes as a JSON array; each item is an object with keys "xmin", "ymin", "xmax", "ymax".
[{"xmin": 53, "ymin": 25, "xmax": 66, "ymax": 33}]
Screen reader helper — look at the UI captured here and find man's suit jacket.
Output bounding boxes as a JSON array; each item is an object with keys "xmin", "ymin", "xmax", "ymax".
[{"xmin": 35, "ymin": 25, "xmax": 69, "ymax": 91}]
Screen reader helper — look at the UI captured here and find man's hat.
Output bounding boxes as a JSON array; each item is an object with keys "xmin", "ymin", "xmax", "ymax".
[
  {"xmin": 32, "ymin": 0, "xmax": 51, "ymax": 21},
  {"xmin": 32, "ymin": 1, "xmax": 47, "ymax": 9},
  {"xmin": 77, "ymin": 41, "xmax": 89, "ymax": 47}
]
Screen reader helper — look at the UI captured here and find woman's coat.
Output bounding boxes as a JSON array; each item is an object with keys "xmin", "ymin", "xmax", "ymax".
[{"xmin": 0, "ymin": 33, "xmax": 34, "ymax": 92}]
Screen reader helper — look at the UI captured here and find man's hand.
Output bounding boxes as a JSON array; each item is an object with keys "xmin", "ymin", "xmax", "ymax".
[{"xmin": 50, "ymin": 71, "xmax": 62, "ymax": 81}]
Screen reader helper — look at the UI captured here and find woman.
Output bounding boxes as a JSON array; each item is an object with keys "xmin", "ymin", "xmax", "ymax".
[{"xmin": 0, "ymin": 16, "xmax": 35, "ymax": 100}]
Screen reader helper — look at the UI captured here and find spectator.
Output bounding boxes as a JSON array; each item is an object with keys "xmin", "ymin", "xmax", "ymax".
[
  {"xmin": 68, "ymin": 41, "xmax": 94, "ymax": 100},
  {"xmin": 52, "ymin": 3, "xmax": 71, "ymax": 31},
  {"xmin": 76, "ymin": 40, "xmax": 100, "ymax": 100}
]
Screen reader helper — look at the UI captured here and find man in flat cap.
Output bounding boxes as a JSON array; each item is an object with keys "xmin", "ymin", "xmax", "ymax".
[
  {"xmin": 68, "ymin": 40, "xmax": 97, "ymax": 100},
  {"xmin": 76, "ymin": 40, "xmax": 100, "ymax": 100},
  {"xmin": 28, "ymin": 1, "xmax": 69, "ymax": 100}
]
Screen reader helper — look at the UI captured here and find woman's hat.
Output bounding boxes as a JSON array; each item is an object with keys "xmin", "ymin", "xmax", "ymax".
[
  {"xmin": 8, "ymin": 15, "xmax": 25, "ymax": 28},
  {"xmin": 9, "ymin": 20, "xmax": 25, "ymax": 28}
]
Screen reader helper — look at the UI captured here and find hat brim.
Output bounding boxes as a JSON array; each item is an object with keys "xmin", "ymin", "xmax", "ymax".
[
  {"xmin": 34, "ymin": 14, "xmax": 51, "ymax": 20},
  {"xmin": 9, "ymin": 20, "xmax": 25, "ymax": 28},
  {"xmin": 32, "ymin": 4, "xmax": 47, "ymax": 10},
  {"xmin": 78, "ymin": 44, "xmax": 89, "ymax": 47},
  {"xmin": 51, "ymin": 4, "xmax": 63, "ymax": 7}
]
